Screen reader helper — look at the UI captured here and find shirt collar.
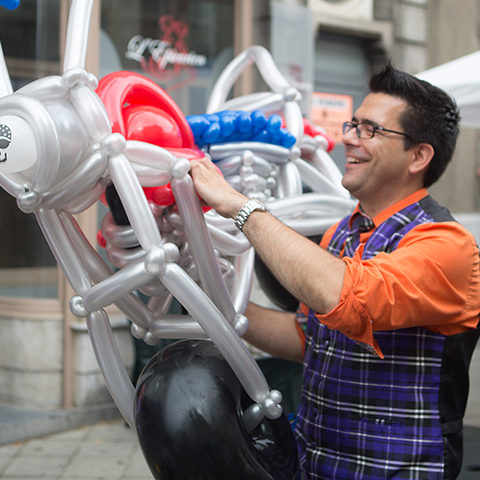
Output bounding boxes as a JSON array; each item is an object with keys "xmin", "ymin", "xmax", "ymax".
[{"xmin": 351, "ymin": 188, "xmax": 429, "ymax": 228}]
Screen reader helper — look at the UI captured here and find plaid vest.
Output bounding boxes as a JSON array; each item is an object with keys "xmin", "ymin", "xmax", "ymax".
[{"xmin": 295, "ymin": 196, "xmax": 480, "ymax": 480}]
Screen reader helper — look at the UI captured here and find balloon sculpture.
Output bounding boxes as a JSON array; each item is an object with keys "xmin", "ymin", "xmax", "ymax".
[{"xmin": 0, "ymin": 1, "xmax": 355, "ymax": 478}]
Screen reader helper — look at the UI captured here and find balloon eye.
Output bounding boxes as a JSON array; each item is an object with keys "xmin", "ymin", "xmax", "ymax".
[{"xmin": 0, "ymin": 139, "xmax": 10, "ymax": 149}]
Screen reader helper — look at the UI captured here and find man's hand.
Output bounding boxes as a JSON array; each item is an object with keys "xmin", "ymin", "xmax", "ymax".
[{"xmin": 190, "ymin": 157, "xmax": 247, "ymax": 219}]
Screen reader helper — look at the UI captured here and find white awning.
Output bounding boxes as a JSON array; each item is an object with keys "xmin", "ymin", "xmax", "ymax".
[{"xmin": 416, "ymin": 50, "xmax": 480, "ymax": 128}]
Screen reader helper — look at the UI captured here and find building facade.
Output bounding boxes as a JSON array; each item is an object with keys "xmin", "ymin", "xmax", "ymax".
[{"xmin": 0, "ymin": 0, "xmax": 478, "ymax": 414}]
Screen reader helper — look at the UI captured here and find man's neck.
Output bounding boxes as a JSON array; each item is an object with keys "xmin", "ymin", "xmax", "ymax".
[{"xmin": 358, "ymin": 185, "xmax": 426, "ymax": 220}]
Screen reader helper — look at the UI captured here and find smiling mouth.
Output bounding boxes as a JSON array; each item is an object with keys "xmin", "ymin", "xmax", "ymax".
[{"xmin": 346, "ymin": 156, "xmax": 368, "ymax": 164}]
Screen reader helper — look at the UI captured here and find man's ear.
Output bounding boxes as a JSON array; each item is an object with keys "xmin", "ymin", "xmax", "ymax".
[{"xmin": 409, "ymin": 143, "xmax": 434, "ymax": 175}]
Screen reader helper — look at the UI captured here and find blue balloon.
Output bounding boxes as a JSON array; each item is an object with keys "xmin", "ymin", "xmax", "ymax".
[
  {"xmin": 236, "ymin": 112, "xmax": 253, "ymax": 133},
  {"xmin": 202, "ymin": 122, "xmax": 221, "ymax": 144},
  {"xmin": 282, "ymin": 130, "xmax": 297, "ymax": 148},
  {"xmin": 0, "ymin": 0, "xmax": 20, "ymax": 10},
  {"xmin": 251, "ymin": 130, "xmax": 271, "ymax": 143},
  {"xmin": 219, "ymin": 114, "xmax": 236, "ymax": 137},
  {"xmin": 187, "ymin": 115, "xmax": 209, "ymax": 138},
  {"xmin": 186, "ymin": 110, "xmax": 298, "ymax": 150},
  {"xmin": 266, "ymin": 114, "xmax": 282, "ymax": 133},
  {"xmin": 251, "ymin": 110, "xmax": 267, "ymax": 130},
  {"xmin": 208, "ymin": 114, "xmax": 221, "ymax": 123}
]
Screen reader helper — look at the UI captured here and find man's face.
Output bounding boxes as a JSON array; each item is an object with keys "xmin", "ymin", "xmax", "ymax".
[{"xmin": 341, "ymin": 92, "xmax": 414, "ymax": 209}]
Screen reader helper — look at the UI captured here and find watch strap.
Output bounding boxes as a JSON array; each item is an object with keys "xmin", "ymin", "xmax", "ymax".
[{"xmin": 234, "ymin": 199, "xmax": 267, "ymax": 232}]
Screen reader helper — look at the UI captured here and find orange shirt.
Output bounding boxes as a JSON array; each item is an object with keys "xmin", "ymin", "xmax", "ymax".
[{"xmin": 298, "ymin": 189, "xmax": 480, "ymax": 358}]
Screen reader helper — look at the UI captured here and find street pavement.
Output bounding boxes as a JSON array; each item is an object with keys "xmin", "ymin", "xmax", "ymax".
[
  {"xmin": 0, "ymin": 419, "xmax": 478, "ymax": 479},
  {"xmin": 0, "ymin": 420, "xmax": 151, "ymax": 480},
  {"xmin": 1, "ymin": 340, "xmax": 480, "ymax": 479}
]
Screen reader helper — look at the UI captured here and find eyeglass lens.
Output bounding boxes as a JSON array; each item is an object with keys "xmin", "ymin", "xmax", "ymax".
[{"xmin": 343, "ymin": 122, "xmax": 375, "ymax": 138}]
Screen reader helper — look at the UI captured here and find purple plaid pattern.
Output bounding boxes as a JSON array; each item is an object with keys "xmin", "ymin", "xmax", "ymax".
[
  {"xmin": 342, "ymin": 211, "xmax": 374, "ymax": 258},
  {"xmin": 326, "ymin": 202, "xmax": 435, "ymax": 260},
  {"xmin": 295, "ymin": 198, "xmax": 449, "ymax": 479}
]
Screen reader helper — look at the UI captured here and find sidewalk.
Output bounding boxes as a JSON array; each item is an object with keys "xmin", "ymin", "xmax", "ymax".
[
  {"xmin": 0, "ymin": 418, "xmax": 478, "ymax": 479},
  {"xmin": 0, "ymin": 420, "xmax": 151, "ymax": 479},
  {"xmin": 0, "ymin": 341, "xmax": 479, "ymax": 479}
]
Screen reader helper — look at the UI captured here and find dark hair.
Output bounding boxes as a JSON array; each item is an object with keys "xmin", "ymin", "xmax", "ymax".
[{"xmin": 369, "ymin": 63, "xmax": 460, "ymax": 187}]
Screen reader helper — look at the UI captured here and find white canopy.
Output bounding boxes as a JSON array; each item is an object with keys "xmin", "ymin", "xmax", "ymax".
[{"xmin": 416, "ymin": 50, "xmax": 480, "ymax": 128}]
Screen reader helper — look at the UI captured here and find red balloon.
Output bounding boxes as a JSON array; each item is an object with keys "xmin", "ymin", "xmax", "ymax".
[
  {"xmin": 302, "ymin": 118, "xmax": 335, "ymax": 152},
  {"xmin": 123, "ymin": 105, "xmax": 184, "ymax": 149},
  {"xmin": 96, "ymin": 230, "xmax": 107, "ymax": 249},
  {"xmin": 96, "ymin": 71, "xmax": 215, "ymax": 211},
  {"xmin": 96, "ymin": 71, "xmax": 195, "ymax": 148}
]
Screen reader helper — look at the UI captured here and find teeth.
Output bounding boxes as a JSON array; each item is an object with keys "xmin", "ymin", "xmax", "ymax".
[{"xmin": 347, "ymin": 156, "xmax": 366, "ymax": 164}]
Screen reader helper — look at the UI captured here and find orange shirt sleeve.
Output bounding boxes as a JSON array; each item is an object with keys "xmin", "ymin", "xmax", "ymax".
[
  {"xmin": 295, "ymin": 223, "xmax": 339, "ymax": 353},
  {"xmin": 313, "ymin": 221, "xmax": 480, "ymax": 357}
]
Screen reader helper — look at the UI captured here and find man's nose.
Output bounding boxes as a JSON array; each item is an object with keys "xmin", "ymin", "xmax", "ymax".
[{"xmin": 342, "ymin": 126, "xmax": 360, "ymax": 146}]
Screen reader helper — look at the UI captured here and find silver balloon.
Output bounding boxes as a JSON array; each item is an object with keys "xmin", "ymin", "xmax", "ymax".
[
  {"xmin": 86, "ymin": 310, "xmax": 136, "ymax": 430},
  {"xmin": 18, "ymin": 76, "xmax": 69, "ymax": 103},
  {"xmin": 125, "ymin": 140, "xmax": 176, "ymax": 170},
  {"xmin": 172, "ymin": 175, "xmax": 236, "ymax": 323},
  {"xmin": 63, "ymin": 0, "xmax": 95, "ymax": 71},
  {"xmin": 0, "ymin": 39, "xmax": 12, "ymax": 97},
  {"xmin": 109, "ymin": 153, "xmax": 163, "ymax": 251},
  {"xmin": 0, "ymin": 0, "xmax": 355, "ymax": 437}
]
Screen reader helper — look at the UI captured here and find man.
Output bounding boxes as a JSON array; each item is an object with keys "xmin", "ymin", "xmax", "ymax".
[{"xmin": 190, "ymin": 64, "xmax": 480, "ymax": 479}]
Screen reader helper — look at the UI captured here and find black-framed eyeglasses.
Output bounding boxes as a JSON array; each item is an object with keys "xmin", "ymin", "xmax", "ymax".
[{"xmin": 343, "ymin": 121, "xmax": 412, "ymax": 140}]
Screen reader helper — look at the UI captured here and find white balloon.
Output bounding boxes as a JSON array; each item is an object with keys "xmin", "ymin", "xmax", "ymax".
[
  {"xmin": 0, "ymin": 94, "xmax": 61, "ymax": 194},
  {"xmin": 295, "ymin": 157, "xmax": 350, "ymax": 198},
  {"xmin": 0, "ymin": 0, "xmax": 355, "ymax": 432},
  {"xmin": 63, "ymin": 0, "xmax": 95, "ymax": 72},
  {"xmin": 109, "ymin": 153, "xmax": 163, "ymax": 251},
  {"xmin": 86, "ymin": 310, "xmax": 136, "ymax": 430},
  {"xmin": 275, "ymin": 161, "xmax": 302, "ymax": 198},
  {"xmin": 60, "ymin": 212, "xmax": 153, "ymax": 329},
  {"xmin": 284, "ymin": 99, "xmax": 304, "ymax": 144},
  {"xmin": 0, "ymin": 171, "xmax": 24, "ymax": 196},
  {"xmin": 101, "ymin": 212, "xmax": 140, "ymax": 248},
  {"xmin": 70, "ymin": 85, "xmax": 112, "ymax": 142},
  {"xmin": 160, "ymin": 263, "xmax": 272, "ymax": 407},
  {"xmin": 220, "ymin": 92, "xmax": 285, "ymax": 115},
  {"xmin": 207, "ymin": 46, "xmax": 290, "ymax": 113},
  {"xmin": 18, "ymin": 76, "xmax": 69, "ymax": 103},
  {"xmin": 106, "ymin": 244, "xmax": 145, "ymax": 270},
  {"xmin": 42, "ymin": 151, "xmax": 107, "ymax": 209},
  {"xmin": 82, "ymin": 259, "xmax": 155, "ymax": 313},
  {"xmin": 125, "ymin": 140, "xmax": 176, "ymax": 170},
  {"xmin": 0, "ymin": 115, "xmax": 37, "ymax": 173},
  {"xmin": 35, "ymin": 208, "xmax": 92, "ymax": 295},
  {"xmin": 63, "ymin": 183, "xmax": 105, "ymax": 215},
  {"xmin": 172, "ymin": 175, "xmax": 236, "ymax": 323},
  {"xmin": 231, "ymin": 247, "xmax": 255, "ymax": 314},
  {"xmin": 0, "ymin": 41, "xmax": 12, "ymax": 98},
  {"xmin": 312, "ymin": 148, "xmax": 348, "ymax": 189},
  {"xmin": 209, "ymin": 142, "xmax": 290, "ymax": 163},
  {"xmin": 44, "ymin": 99, "xmax": 91, "ymax": 182},
  {"xmin": 131, "ymin": 163, "xmax": 172, "ymax": 187},
  {"xmin": 149, "ymin": 315, "xmax": 207, "ymax": 339}
]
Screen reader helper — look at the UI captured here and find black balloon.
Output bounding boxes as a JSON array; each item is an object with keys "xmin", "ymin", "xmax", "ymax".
[
  {"xmin": 254, "ymin": 253, "xmax": 299, "ymax": 312},
  {"xmin": 105, "ymin": 183, "xmax": 130, "ymax": 226},
  {"xmin": 134, "ymin": 339, "xmax": 299, "ymax": 480},
  {"xmin": 254, "ymin": 234, "xmax": 323, "ymax": 312}
]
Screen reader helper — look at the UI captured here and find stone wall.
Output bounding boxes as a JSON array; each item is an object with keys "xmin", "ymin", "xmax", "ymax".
[
  {"xmin": 0, "ymin": 315, "xmax": 135, "ymax": 409},
  {"xmin": 0, "ymin": 317, "xmax": 63, "ymax": 408}
]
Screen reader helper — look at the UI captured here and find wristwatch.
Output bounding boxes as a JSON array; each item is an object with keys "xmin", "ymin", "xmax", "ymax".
[{"xmin": 234, "ymin": 198, "xmax": 267, "ymax": 232}]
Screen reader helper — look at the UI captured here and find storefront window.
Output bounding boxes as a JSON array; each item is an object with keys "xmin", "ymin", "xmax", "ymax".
[
  {"xmin": 101, "ymin": 0, "xmax": 235, "ymax": 115},
  {"xmin": 0, "ymin": 0, "xmax": 60, "ymax": 298}
]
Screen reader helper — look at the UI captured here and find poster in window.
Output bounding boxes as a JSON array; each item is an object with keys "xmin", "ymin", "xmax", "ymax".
[{"xmin": 310, "ymin": 92, "xmax": 353, "ymax": 144}]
